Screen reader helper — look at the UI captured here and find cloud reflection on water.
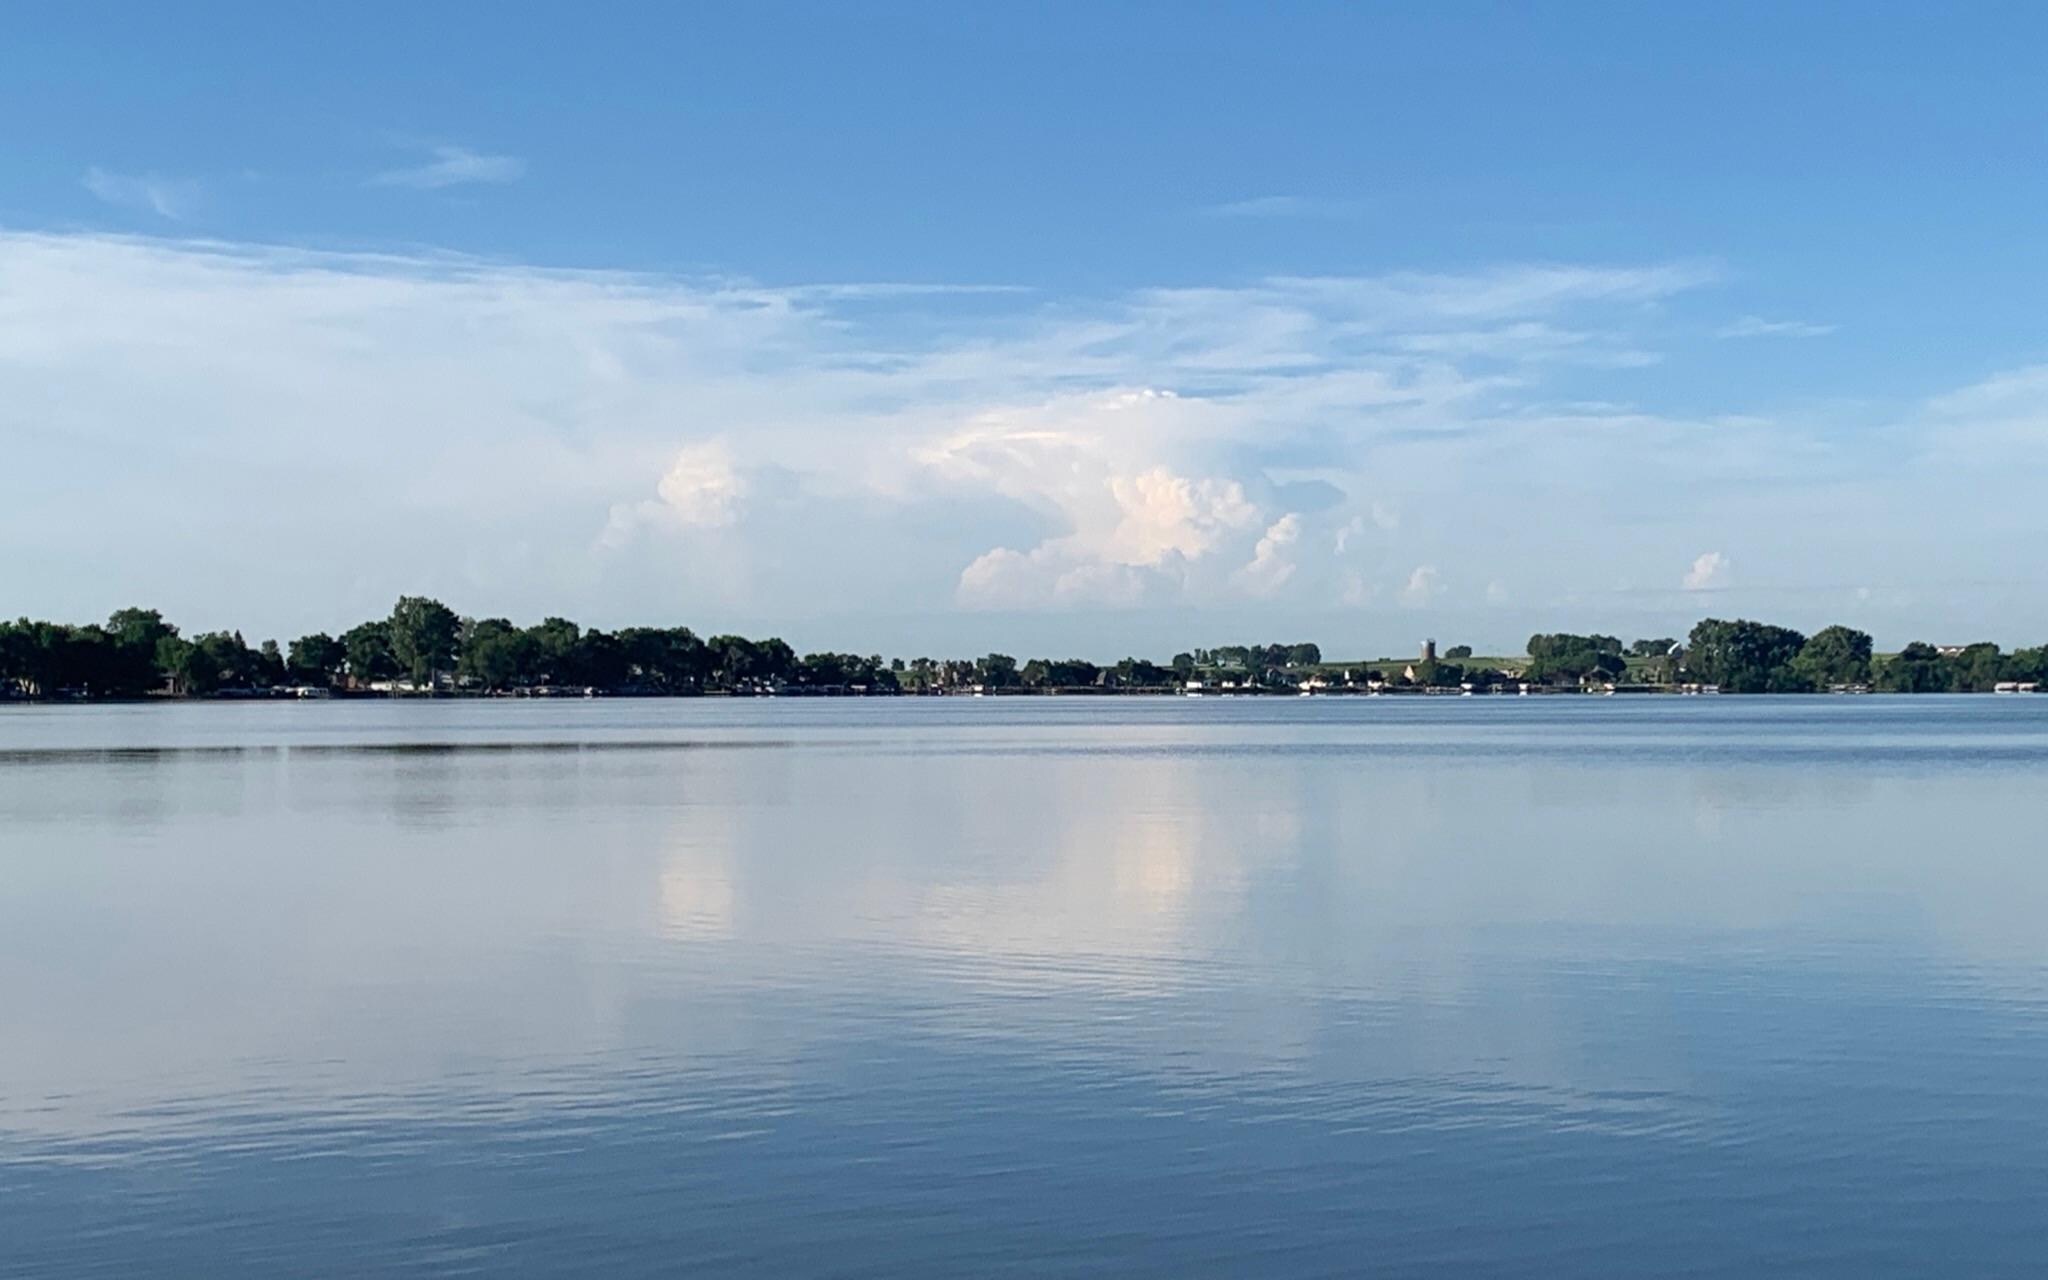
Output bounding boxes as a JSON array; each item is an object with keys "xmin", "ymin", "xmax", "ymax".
[{"xmin": 4, "ymin": 699, "xmax": 2048, "ymax": 1155}]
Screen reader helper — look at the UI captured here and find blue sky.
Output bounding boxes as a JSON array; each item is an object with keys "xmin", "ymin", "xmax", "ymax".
[{"xmin": 5, "ymin": 3, "xmax": 2047, "ymax": 655}]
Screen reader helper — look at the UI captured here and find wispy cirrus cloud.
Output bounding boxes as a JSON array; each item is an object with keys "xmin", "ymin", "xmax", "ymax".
[
  {"xmin": 370, "ymin": 144, "xmax": 526, "ymax": 190},
  {"xmin": 81, "ymin": 167, "xmax": 202, "ymax": 220},
  {"xmin": 1202, "ymin": 194, "xmax": 1369, "ymax": 219},
  {"xmin": 1717, "ymin": 314, "xmax": 1836, "ymax": 339}
]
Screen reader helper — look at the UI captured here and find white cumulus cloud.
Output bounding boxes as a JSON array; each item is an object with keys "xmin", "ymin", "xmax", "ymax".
[
  {"xmin": 1400, "ymin": 565, "xmax": 1443, "ymax": 607},
  {"xmin": 6, "ymin": 228, "xmax": 2045, "ymax": 645},
  {"xmin": 603, "ymin": 440, "xmax": 748, "ymax": 545},
  {"xmin": 1683, "ymin": 551, "xmax": 1731, "ymax": 591},
  {"xmin": 920, "ymin": 389, "xmax": 1279, "ymax": 608},
  {"xmin": 1234, "ymin": 514, "xmax": 1304, "ymax": 596}
]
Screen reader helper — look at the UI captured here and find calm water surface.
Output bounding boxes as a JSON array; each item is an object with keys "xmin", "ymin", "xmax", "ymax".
[{"xmin": 4, "ymin": 697, "xmax": 2047, "ymax": 1277}]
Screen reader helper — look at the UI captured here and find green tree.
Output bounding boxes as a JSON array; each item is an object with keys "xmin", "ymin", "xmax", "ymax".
[
  {"xmin": 754, "ymin": 638, "xmax": 797, "ymax": 685},
  {"xmin": 50, "ymin": 624, "xmax": 118, "ymax": 695},
  {"xmin": 1020, "ymin": 658, "xmax": 1100, "ymax": 689},
  {"xmin": 387, "ymin": 596, "xmax": 460, "ymax": 689},
  {"xmin": 619, "ymin": 627, "xmax": 706, "ymax": 693},
  {"xmin": 288, "ymin": 633, "xmax": 347, "ymax": 687},
  {"xmin": 528, "ymin": 617, "xmax": 583, "ymax": 684},
  {"xmin": 703, "ymin": 633, "xmax": 796, "ymax": 690},
  {"xmin": 705, "ymin": 634, "xmax": 757, "ymax": 689},
  {"xmin": 1947, "ymin": 643, "xmax": 2004, "ymax": 692},
  {"xmin": 1876, "ymin": 642, "xmax": 1948, "ymax": 693},
  {"xmin": 810, "ymin": 653, "xmax": 851, "ymax": 687},
  {"xmin": 211, "ymin": 632, "xmax": 263, "ymax": 688},
  {"xmin": 1790, "ymin": 625, "xmax": 1874, "ymax": 688},
  {"xmin": 1443, "ymin": 644, "xmax": 1474, "ymax": 660},
  {"xmin": 2004, "ymin": 645, "xmax": 2048, "ymax": 684},
  {"xmin": 457, "ymin": 618, "xmax": 535, "ymax": 691},
  {"xmin": 105, "ymin": 607, "xmax": 178, "ymax": 696},
  {"xmin": 1529, "ymin": 633, "xmax": 1624, "ymax": 661},
  {"xmin": 256, "ymin": 639, "xmax": 288, "ymax": 688},
  {"xmin": 1111, "ymin": 657, "xmax": 1171, "ymax": 687},
  {"xmin": 0, "ymin": 621, "xmax": 30, "ymax": 696},
  {"xmin": 1056, "ymin": 658, "xmax": 1101, "ymax": 688},
  {"xmin": 342, "ymin": 621, "xmax": 398, "ymax": 686},
  {"xmin": 1685, "ymin": 618, "xmax": 1810, "ymax": 693},
  {"xmin": 161, "ymin": 631, "xmax": 260, "ymax": 694},
  {"xmin": 157, "ymin": 635, "xmax": 215, "ymax": 695},
  {"xmin": 1524, "ymin": 633, "xmax": 1627, "ymax": 686},
  {"xmin": 5, "ymin": 623, "xmax": 83, "ymax": 696}
]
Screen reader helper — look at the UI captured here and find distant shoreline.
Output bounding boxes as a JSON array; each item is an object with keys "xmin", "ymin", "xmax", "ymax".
[{"xmin": 6, "ymin": 599, "xmax": 2044, "ymax": 701}]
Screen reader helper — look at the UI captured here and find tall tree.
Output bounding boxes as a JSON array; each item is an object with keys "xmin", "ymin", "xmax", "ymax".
[
  {"xmin": 387, "ymin": 596, "xmax": 460, "ymax": 689},
  {"xmin": 256, "ymin": 640, "xmax": 288, "ymax": 688},
  {"xmin": 105, "ymin": 607, "xmax": 177, "ymax": 696}
]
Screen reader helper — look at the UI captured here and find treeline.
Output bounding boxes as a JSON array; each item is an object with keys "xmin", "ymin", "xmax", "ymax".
[
  {"xmin": 1515, "ymin": 621, "xmax": 2048, "ymax": 693},
  {"xmin": 3, "ymin": 600, "xmax": 2044, "ymax": 701},
  {"xmin": 0, "ymin": 600, "xmax": 853, "ymax": 698},
  {"xmin": 0, "ymin": 597, "xmax": 1303, "ymax": 699}
]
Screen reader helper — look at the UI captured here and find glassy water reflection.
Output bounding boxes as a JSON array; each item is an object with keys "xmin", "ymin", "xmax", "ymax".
[{"xmin": 4, "ymin": 697, "xmax": 2048, "ymax": 1277}]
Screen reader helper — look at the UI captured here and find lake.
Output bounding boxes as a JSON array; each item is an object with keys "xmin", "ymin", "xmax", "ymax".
[{"xmin": 4, "ymin": 696, "xmax": 2047, "ymax": 1277}]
